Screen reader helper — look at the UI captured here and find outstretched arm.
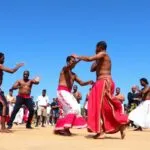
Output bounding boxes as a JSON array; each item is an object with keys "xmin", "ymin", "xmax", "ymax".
[
  {"xmin": 75, "ymin": 75, "xmax": 94, "ymax": 86},
  {"xmin": 72, "ymin": 52, "xmax": 106, "ymax": 62},
  {"xmin": 0, "ymin": 63, "xmax": 24, "ymax": 73}
]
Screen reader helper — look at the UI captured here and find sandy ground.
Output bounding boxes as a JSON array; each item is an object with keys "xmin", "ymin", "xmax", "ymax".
[{"xmin": 0, "ymin": 125, "xmax": 150, "ymax": 150}]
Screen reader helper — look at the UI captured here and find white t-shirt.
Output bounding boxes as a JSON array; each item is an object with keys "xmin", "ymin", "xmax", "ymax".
[{"xmin": 37, "ymin": 95, "xmax": 49, "ymax": 107}]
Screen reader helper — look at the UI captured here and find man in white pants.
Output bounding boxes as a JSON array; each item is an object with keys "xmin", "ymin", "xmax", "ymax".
[
  {"xmin": 129, "ymin": 78, "xmax": 150, "ymax": 131},
  {"xmin": 54, "ymin": 56, "xmax": 93, "ymax": 136}
]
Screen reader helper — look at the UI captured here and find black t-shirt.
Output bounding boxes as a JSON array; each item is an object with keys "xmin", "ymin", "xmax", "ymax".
[{"xmin": 51, "ymin": 102, "xmax": 59, "ymax": 113}]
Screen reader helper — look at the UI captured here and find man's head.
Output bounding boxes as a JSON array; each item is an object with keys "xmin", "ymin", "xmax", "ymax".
[
  {"xmin": 42, "ymin": 89, "xmax": 46, "ymax": 96},
  {"xmin": 131, "ymin": 86, "xmax": 137, "ymax": 93},
  {"xmin": 23, "ymin": 70, "xmax": 30, "ymax": 80},
  {"xmin": 0, "ymin": 52, "xmax": 5, "ymax": 64},
  {"xmin": 9, "ymin": 89, "xmax": 13, "ymax": 96},
  {"xmin": 66, "ymin": 56, "xmax": 76, "ymax": 69},
  {"xmin": 116, "ymin": 87, "xmax": 120, "ymax": 95},
  {"xmin": 140, "ymin": 78, "xmax": 149, "ymax": 86},
  {"xmin": 53, "ymin": 98, "xmax": 56, "ymax": 102},
  {"xmin": 73, "ymin": 85, "xmax": 78, "ymax": 92},
  {"xmin": 96, "ymin": 41, "xmax": 107, "ymax": 54}
]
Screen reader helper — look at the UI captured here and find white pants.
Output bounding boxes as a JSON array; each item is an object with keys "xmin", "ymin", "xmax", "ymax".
[
  {"xmin": 129, "ymin": 100, "xmax": 150, "ymax": 128},
  {"xmin": 57, "ymin": 90, "xmax": 81, "ymax": 116},
  {"xmin": 14, "ymin": 108, "xmax": 24, "ymax": 124}
]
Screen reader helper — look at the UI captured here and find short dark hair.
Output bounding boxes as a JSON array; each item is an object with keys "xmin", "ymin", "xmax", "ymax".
[
  {"xmin": 42, "ymin": 89, "xmax": 46, "ymax": 92},
  {"xmin": 0, "ymin": 52, "xmax": 4, "ymax": 58},
  {"xmin": 66, "ymin": 56, "xmax": 75, "ymax": 63},
  {"xmin": 96, "ymin": 41, "xmax": 107, "ymax": 50},
  {"xmin": 24, "ymin": 70, "xmax": 29, "ymax": 74},
  {"xmin": 73, "ymin": 85, "xmax": 78, "ymax": 88},
  {"xmin": 140, "ymin": 78, "xmax": 149, "ymax": 84},
  {"xmin": 9, "ymin": 89, "xmax": 13, "ymax": 92}
]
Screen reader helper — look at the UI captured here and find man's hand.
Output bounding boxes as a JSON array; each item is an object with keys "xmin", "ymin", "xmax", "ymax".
[
  {"xmin": 72, "ymin": 54, "xmax": 79, "ymax": 59},
  {"xmin": 34, "ymin": 76, "xmax": 40, "ymax": 82},
  {"xmin": 89, "ymin": 80, "xmax": 94, "ymax": 85},
  {"xmin": 16, "ymin": 63, "xmax": 24, "ymax": 68}
]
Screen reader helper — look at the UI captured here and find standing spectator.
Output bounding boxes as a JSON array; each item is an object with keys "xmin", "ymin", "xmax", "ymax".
[
  {"xmin": 6, "ymin": 89, "xmax": 16, "ymax": 117},
  {"xmin": 51, "ymin": 98, "xmax": 59, "ymax": 125},
  {"xmin": 83, "ymin": 88, "xmax": 91, "ymax": 119},
  {"xmin": 36, "ymin": 89, "xmax": 49, "ymax": 127},
  {"xmin": 72, "ymin": 85, "xmax": 82, "ymax": 114},
  {"xmin": 128, "ymin": 86, "xmax": 141, "ymax": 113},
  {"xmin": 115, "ymin": 87, "xmax": 125, "ymax": 113},
  {"xmin": 46, "ymin": 103, "xmax": 51, "ymax": 125}
]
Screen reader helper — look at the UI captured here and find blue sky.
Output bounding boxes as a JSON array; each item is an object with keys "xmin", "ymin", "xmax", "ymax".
[{"xmin": 0, "ymin": 0, "xmax": 150, "ymax": 104}]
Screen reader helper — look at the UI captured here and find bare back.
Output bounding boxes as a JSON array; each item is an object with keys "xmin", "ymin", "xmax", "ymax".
[
  {"xmin": 59, "ymin": 67, "xmax": 76, "ymax": 90},
  {"xmin": 96, "ymin": 54, "xmax": 111, "ymax": 79}
]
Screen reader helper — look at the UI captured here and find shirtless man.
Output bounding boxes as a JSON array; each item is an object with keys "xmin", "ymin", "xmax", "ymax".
[
  {"xmin": 7, "ymin": 70, "xmax": 40, "ymax": 129},
  {"xmin": 129, "ymin": 78, "xmax": 150, "ymax": 131},
  {"xmin": 0, "ymin": 52, "xmax": 24, "ymax": 132},
  {"xmin": 140, "ymin": 78, "xmax": 150, "ymax": 101},
  {"xmin": 72, "ymin": 41, "xmax": 128, "ymax": 139},
  {"xmin": 72, "ymin": 85, "xmax": 82, "ymax": 114},
  {"xmin": 54, "ymin": 56, "xmax": 93, "ymax": 136},
  {"xmin": 72, "ymin": 85, "xmax": 82, "ymax": 104}
]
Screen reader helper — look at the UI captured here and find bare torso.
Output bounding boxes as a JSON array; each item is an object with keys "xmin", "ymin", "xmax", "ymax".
[
  {"xmin": 96, "ymin": 54, "xmax": 111, "ymax": 79},
  {"xmin": 17, "ymin": 79, "xmax": 33, "ymax": 95},
  {"xmin": 59, "ymin": 68, "xmax": 76, "ymax": 90},
  {"xmin": 142, "ymin": 86, "xmax": 150, "ymax": 100}
]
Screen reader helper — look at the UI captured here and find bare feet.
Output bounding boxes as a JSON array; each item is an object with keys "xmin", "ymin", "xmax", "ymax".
[
  {"xmin": 54, "ymin": 129, "xmax": 72, "ymax": 136},
  {"xmin": 120, "ymin": 125, "xmax": 126, "ymax": 139},
  {"xmin": 0, "ymin": 128, "xmax": 12, "ymax": 133},
  {"xmin": 93, "ymin": 133, "xmax": 105, "ymax": 139},
  {"xmin": 64, "ymin": 128, "xmax": 72, "ymax": 136},
  {"xmin": 120, "ymin": 130, "xmax": 125, "ymax": 139}
]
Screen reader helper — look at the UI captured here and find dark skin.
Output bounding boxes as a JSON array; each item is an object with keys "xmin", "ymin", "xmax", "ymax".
[
  {"xmin": 0, "ymin": 54, "xmax": 24, "ymax": 133},
  {"xmin": 136, "ymin": 81, "xmax": 150, "ymax": 100},
  {"xmin": 72, "ymin": 86, "xmax": 82, "ymax": 104},
  {"xmin": 11, "ymin": 71, "xmax": 40, "ymax": 95},
  {"xmin": 141, "ymin": 85, "xmax": 150, "ymax": 101},
  {"xmin": 59, "ymin": 57, "xmax": 93, "ymax": 89},
  {"xmin": 72, "ymin": 46, "xmax": 126, "ymax": 139},
  {"xmin": 72, "ymin": 46, "xmax": 111, "ymax": 79},
  {"xmin": 56, "ymin": 57, "xmax": 93, "ymax": 136},
  {"xmin": 133, "ymin": 80, "xmax": 150, "ymax": 131}
]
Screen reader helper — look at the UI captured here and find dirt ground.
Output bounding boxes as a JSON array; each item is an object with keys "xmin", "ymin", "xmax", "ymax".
[{"xmin": 0, "ymin": 125, "xmax": 150, "ymax": 150}]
